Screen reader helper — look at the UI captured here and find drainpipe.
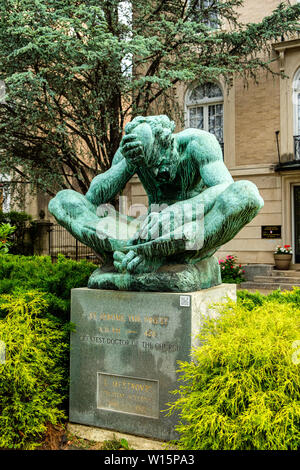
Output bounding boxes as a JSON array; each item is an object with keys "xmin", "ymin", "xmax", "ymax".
[{"xmin": 275, "ymin": 130, "xmax": 281, "ymax": 165}]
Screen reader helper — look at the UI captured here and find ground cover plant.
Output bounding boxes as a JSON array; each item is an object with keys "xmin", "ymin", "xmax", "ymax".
[{"xmin": 168, "ymin": 288, "xmax": 300, "ymax": 450}]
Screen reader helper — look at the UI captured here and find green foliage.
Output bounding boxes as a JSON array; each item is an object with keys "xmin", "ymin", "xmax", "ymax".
[
  {"xmin": 236, "ymin": 289, "xmax": 265, "ymax": 310},
  {"xmin": 0, "ymin": 223, "xmax": 16, "ymax": 254},
  {"xmin": 0, "ymin": 211, "xmax": 33, "ymax": 255},
  {"xmin": 101, "ymin": 435, "xmax": 131, "ymax": 451},
  {"xmin": 237, "ymin": 287, "xmax": 300, "ymax": 310},
  {"xmin": 168, "ymin": 288, "xmax": 300, "ymax": 450},
  {"xmin": 0, "ymin": 291, "xmax": 69, "ymax": 449},
  {"xmin": 219, "ymin": 255, "xmax": 245, "ymax": 284},
  {"xmin": 0, "ymin": 254, "xmax": 96, "ymax": 321},
  {"xmin": 0, "ymin": 0, "xmax": 299, "ymax": 196}
]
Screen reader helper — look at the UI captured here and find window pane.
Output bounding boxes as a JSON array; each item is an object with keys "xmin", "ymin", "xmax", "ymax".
[
  {"xmin": 190, "ymin": 0, "xmax": 219, "ymax": 29},
  {"xmin": 208, "ymin": 104, "xmax": 223, "ymax": 142},
  {"xmin": 188, "ymin": 83, "xmax": 222, "ymax": 104},
  {"xmin": 206, "ymin": 83, "xmax": 223, "ymax": 99},
  {"xmin": 189, "ymin": 86, "xmax": 205, "ymax": 103},
  {"xmin": 189, "ymin": 107, "xmax": 204, "ymax": 129}
]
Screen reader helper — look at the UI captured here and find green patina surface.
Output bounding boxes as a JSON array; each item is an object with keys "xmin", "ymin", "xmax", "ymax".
[{"xmin": 49, "ymin": 115, "xmax": 264, "ymax": 292}]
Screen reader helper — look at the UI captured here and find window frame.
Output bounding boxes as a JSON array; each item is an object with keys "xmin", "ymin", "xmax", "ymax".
[
  {"xmin": 188, "ymin": 0, "xmax": 220, "ymax": 30},
  {"xmin": 185, "ymin": 82, "xmax": 224, "ymax": 145}
]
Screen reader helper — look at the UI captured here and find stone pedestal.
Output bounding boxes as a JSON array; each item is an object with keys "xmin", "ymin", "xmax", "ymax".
[{"xmin": 69, "ymin": 284, "xmax": 236, "ymax": 441}]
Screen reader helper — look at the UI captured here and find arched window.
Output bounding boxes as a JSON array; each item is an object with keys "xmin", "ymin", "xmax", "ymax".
[
  {"xmin": 185, "ymin": 82, "xmax": 224, "ymax": 147},
  {"xmin": 293, "ymin": 68, "xmax": 300, "ymax": 160}
]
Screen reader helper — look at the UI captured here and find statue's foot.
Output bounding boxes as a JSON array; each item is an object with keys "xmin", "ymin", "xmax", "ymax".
[{"xmin": 87, "ymin": 256, "xmax": 221, "ymax": 292}]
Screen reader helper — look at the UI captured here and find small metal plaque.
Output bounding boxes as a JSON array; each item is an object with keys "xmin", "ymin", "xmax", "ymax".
[
  {"xmin": 261, "ymin": 225, "xmax": 282, "ymax": 239},
  {"xmin": 97, "ymin": 372, "xmax": 159, "ymax": 419}
]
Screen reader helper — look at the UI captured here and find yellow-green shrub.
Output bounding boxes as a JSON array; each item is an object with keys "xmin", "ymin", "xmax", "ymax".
[
  {"xmin": 0, "ymin": 291, "xmax": 68, "ymax": 449},
  {"xmin": 168, "ymin": 298, "xmax": 300, "ymax": 450}
]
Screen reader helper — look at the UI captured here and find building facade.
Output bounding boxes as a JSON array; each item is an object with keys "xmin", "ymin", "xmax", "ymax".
[{"xmin": 125, "ymin": 0, "xmax": 300, "ymax": 268}]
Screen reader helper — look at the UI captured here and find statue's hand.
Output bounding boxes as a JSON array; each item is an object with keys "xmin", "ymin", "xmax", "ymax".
[
  {"xmin": 121, "ymin": 134, "xmax": 145, "ymax": 172},
  {"xmin": 113, "ymin": 250, "xmax": 143, "ymax": 274},
  {"xmin": 133, "ymin": 210, "xmax": 181, "ymax": 243}
]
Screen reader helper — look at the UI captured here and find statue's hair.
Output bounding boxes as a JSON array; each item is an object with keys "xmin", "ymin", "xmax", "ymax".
[{"xmin": 125, "ymin": 115, "xmax": 175, "ymax": 148}]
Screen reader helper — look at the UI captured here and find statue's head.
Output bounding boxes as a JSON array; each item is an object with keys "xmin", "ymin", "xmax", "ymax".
[{"xmin": 124, "ymin": 115, "xmax": 178, "ymax": 182}]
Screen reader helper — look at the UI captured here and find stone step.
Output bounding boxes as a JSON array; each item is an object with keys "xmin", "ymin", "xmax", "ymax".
[
  {"xmin": 253, "ymin": 276, "xmax": 300, "ymax": 285},
  {"xmin": 272, "ymin": 270, "xmax": 300, "ymax": 278},
  {"xmin": 240, "ymin": 282, "xmax": 298, "ymax": 291}
]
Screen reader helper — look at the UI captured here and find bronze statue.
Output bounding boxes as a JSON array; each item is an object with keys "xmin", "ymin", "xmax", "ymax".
[{"xmin": 49, "ymin": 115, "xmax": 263, "ymax": 291}]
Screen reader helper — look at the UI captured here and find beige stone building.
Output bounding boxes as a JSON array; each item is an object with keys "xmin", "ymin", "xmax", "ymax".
[
  {"xmin": 124, "ymin": 0, "xmax": 300, "ymax": 269},
  {"xmin": 3, "ymin": 0, "xmax": 300, "ymax": 268}
]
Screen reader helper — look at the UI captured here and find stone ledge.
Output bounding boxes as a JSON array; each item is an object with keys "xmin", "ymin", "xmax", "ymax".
[{"xmin": 67, "ymin": 423, "xmax": 166, "ymax": 450}]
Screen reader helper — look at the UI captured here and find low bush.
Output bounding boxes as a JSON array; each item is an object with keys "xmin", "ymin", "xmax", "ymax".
[
  {"xmin": 0, "ymin": 254, "xmax": 96, "ymax": 322},
  {"xmin": 0, "ymin": 254, "xmax": 96, "ymax": 449},
  {"xmin": 219, "ymin": 255, "xmax": 245, "ymax": 284},
  {"xmin": 237, "ymin": 287, "xmax": 300, "ymax": 310},
  {"xmin": 0, "ymin": 291, "xmax": 69, "ymax": 449},
  {"xmin": 168, "ymin": 288, "xmax": 300, "ymax": 450}
]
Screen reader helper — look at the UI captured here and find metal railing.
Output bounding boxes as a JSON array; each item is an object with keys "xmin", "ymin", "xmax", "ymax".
[{"xmin": 49, "ymin": 224, "xmax": 101, "ymax": 264}]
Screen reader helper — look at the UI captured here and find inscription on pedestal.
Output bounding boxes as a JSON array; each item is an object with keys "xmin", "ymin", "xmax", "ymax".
[
  {"xmin": 78, "ymin": 309, "xmax": 180, "ymax": 352},
  {"xmin": 97, "ymin": 373, "xmax": 159, "ymax": 419}
]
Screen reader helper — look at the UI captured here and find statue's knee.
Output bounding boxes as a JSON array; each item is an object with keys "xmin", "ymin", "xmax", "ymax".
[
  {"xmin": 231, "ymin": 180, "xmax": 264, "ymax": 211},
  {"xmin": 49, "ymin": 189, "xmax": 83, "ymax": 215}
]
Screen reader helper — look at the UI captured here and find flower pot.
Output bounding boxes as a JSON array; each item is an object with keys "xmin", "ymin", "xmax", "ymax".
[{"xmin": 274, "ymin": 254, "xmax": 292, "ymax": 270}]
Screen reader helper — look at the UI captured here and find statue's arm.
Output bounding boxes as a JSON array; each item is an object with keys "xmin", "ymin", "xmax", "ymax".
[
  {"xmin": 156, "ymin": 137, "xmax": 233, "ymax": 217},
  {"xmin": 188, "ymin": 135, "xmax": 233, "ymax": 188},
  {"xmin": 185, "ymin": 137, "xmax": 234, "ymax": 211},
  {"xmin": 85, "ymin": 150, "xmax": 134, "ymax": 206},
  {"xmin": 199, "ymin": 159, "xmax": 233, "ymax": 189}
]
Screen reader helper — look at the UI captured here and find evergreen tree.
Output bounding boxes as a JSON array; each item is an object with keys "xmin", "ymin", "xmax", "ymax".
[{"xmin": 0, "ymin": 0, "xmax": 299, "ymax": 196}]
